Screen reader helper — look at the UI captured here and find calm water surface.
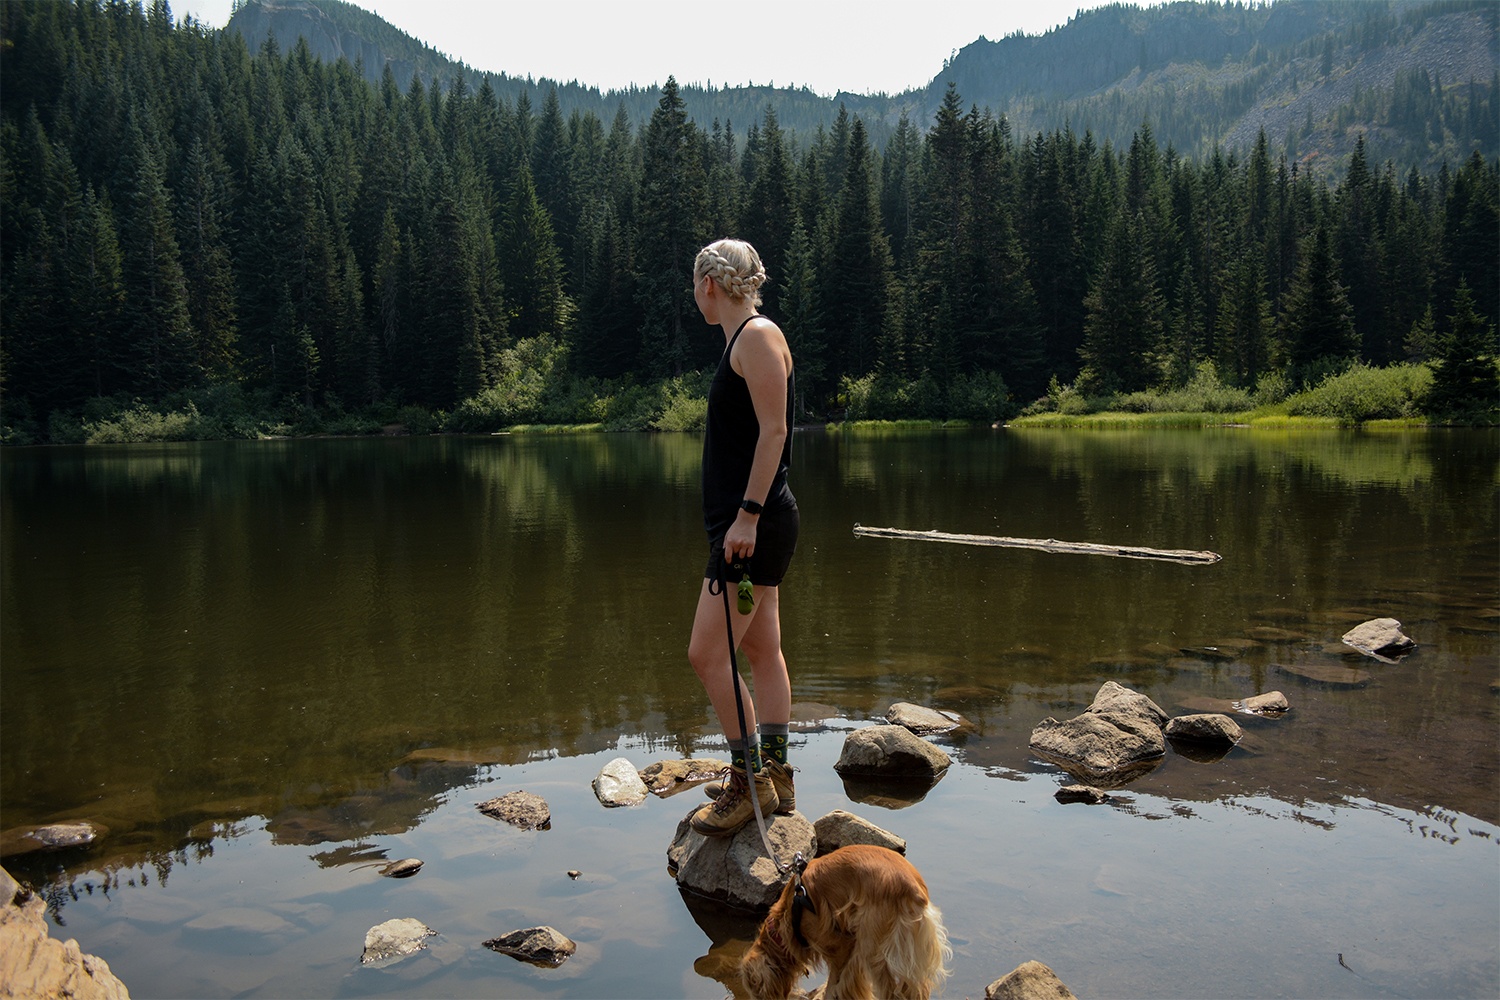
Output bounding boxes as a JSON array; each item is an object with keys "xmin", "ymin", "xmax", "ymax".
[{"xmin": 2, "ymin": 428, "xmax": 1496, "ymax": 999}]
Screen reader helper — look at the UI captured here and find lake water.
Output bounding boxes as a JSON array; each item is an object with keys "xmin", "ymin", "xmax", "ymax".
[{"xmin": 2, "ymin": 428, "xmax": 1496, "ymax": 999}]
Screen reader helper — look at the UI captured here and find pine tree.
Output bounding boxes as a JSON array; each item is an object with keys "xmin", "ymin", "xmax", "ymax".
[
  {"xmin": 1215, "ymin": 249, "xmax": 1272, "ymax": 387},
  {"xmin": 738, "ymin": 105, "xmax": 798, "ymax": 317},
  {"xmin": 823, "ymin": 116, "xmax": 893, "ymax": 378},
  {"xmin": 1426, "ymin": 281, "xmax": 1499, "ymax": 422},
  {"xmin": 635, "ymin": 78, "xmax": 710, "ymax": 377},
  {"xmin": 1278, "ymin": 220, "xmax": 1358, "ymax": 384},
  {"xmin": 1078, "ymin": 211, "xmax": 1165, "ymax": 394}
]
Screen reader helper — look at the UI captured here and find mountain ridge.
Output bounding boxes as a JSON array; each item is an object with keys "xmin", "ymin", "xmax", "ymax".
[{"xmin": 227, "ymin": 0, "xmax": 1496, "ymax": 170}]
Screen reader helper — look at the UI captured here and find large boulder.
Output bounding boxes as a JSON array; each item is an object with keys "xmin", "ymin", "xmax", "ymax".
[
  {"xmin": 668, "ymin": 809, "xmax": 815, "ymax": 911},
  {"xmin": 985, "ymin": 959, "xmax": 1078, "ymax": 999},
  {"xmin": 1342, "ymin": 618, "xmax": 1417, "ymax": 662},
  {"xmin": 813, "ymin": 810, "xmax": 906, "ymax": 855},
  {"xmin": 1085, "ymin": 680, "xmax": 1169, "ymax": 729},
  {"xmin": 833, "ymin": 725, "xmax": 951, "ymax": 778},
  {"xmin": 1029, "ymin": 711, "xmax": 1165, "ymax": 781},
  {"xmin": 0, "ymin": 866, "xmax": 129, "ymax": 999},
  {"xmin": 592, "ymin": 758, "xmax": 649, "ymax": 807}
]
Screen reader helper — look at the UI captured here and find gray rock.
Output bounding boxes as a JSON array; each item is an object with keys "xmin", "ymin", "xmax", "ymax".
[
  {"xmin": 361, "ymin": 917, "xmax": 435, "ymax": 965},
  {"xmin": 592, "ymin": 757, "xmax": 649, "ymax": 807},
  {"xmin": 1085, "ymin": 680, "xmax": 1169, "ymax": 729},
  {"xmin": 985, "ymin": 959, "xmax": 1078, "ymax": 999},
  {"xmin": 1234, "ymin": 691, "xmax": 1290, "ymax": 716},
  {"xmin": 0, "ymin": 822, "xmax": 106, "ymax": 859},
  {"xmin": 669, "ymin": 809, "xmax": 815, "ymax": 911},
  {"xmin": 639, "ymin": 758, "xmax": 728, "ymax": 798},
  {"xmin": 184, "ymin": 907, "xmax": 298, "ymax": 938},
  {"xmin": 1030, "ymin": 711, "xmax": 1166, "ymax": 778},
  {"xmin": 1054, "ymin": 785, "xmax": 1110, "ymax": 805},
  {"xmin": 833, "ymin": 725, "xmax": 952, "ymax": 778},
  {"xmin": 1165, "ymin": 713, "xmax": 1243, "ymax": 745},
  {"xmin": 1342, "ymin": 618, "xmax": 1417, "ymax": 662},
  {"xmin": 884, "ymin": 702, "xmax": 968, "ymax": 735},
  {"xmin": 813, "ymin": 810, "xmax": 906, "ymax": 854},
  {"xmin": 483, "ymin": 926, "xmax": 577, "ymax": 967},
  {"xmin": 379, "ymin": 858, "xmax": 423, "ymax": 878},
  {"xmin": 477, "ymin": 791, "xmax": 551, "ymax": 830}
]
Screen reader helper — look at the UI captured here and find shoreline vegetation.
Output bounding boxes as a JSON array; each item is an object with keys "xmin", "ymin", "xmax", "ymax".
[{"xmin": 9, "ymin": 354, "xmax": 1492, "ymax": 446}]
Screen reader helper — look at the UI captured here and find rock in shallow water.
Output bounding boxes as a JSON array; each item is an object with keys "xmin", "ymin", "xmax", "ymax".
[
  {"xmin": 638, "ymin": 758, "xmax": 729, "ymax": 797},
  {"xmin": 986, "ymin": 959, "xmax": 1078, "ymax": 999},
  {"xmin": 0, "ymin": 822, "xmax": 106, "ymax": 859},
  {"xmin": 591, "ymin": 757, "xmax": 649, "ymax": 807},
  {"xmin": 483, "ymin": 926, "xmax": 577, "ymax": 966},
  {"xmin": 834, "ymin": 724, "xmax": 951, "ymax": 777},
  {"xmin": 1164, "ymin": 713, "xmax": 1243, "ymax": 746},
  {"xmin": 379, "ymin": 858, "xmax": 423, "ymax": 878},
  {"xmin": 813, "ymin": 809, "xmax": 906, "ymax": 854},
  {"xmin": 884, "ymin": 702, "xmax": 968, "ymax": 735},
  {"xmin": 669, "ymin": 809, "xmax": 814, "ymax": 911},
  {"xmin": 1342, "ymin": 618, "xmax": 1417, "ymax": 662},
  {"xmin": 361, "ymin": 917, "xmax": 435, "ymax": 965},
  {"xmin": 476, "ymin": 791, "xmax": 551, "ymax": 830}
]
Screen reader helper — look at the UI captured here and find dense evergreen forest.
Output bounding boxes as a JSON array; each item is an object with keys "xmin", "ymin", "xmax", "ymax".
[{"xmin": 1, "ymin": 0, "xmax": 1496, "ymax": 443}]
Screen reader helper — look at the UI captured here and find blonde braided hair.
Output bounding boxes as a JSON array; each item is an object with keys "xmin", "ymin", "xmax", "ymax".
[{"xmin": 694, "ymin": 239, "xmax": 768, "ymax": 307}]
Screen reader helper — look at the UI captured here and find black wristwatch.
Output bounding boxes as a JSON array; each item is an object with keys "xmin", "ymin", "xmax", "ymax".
[{"xmin": 740, "ymin": 498, "xmax": 764, "ymax": 515}]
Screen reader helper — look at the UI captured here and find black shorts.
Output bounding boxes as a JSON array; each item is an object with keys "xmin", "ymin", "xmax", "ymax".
[{"xmin": 705, "ymin": 502, "xmax": 800, "ymax": 588}]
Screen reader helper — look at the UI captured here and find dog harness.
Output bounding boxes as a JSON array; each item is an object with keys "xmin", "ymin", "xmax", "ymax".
[{"xmin": 790, "ymin": 852, "xmax": 815, "ymax": 947}]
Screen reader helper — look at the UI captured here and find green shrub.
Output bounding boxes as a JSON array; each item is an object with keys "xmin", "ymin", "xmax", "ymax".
[{"xmin": 1286, "ymin": 362, "xmax": 1433, "ymax": 423}]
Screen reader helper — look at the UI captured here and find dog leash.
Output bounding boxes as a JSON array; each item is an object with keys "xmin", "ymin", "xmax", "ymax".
[{"xmin": 711, "ymin": 555, "xmax": 790, "ymax": 878}]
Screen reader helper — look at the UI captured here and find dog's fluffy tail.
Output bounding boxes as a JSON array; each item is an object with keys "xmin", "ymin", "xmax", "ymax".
[
  {"xmin": 888, "ymin": 902, "xmax": 952, "ymax": 999},
  {"xmin": 843, "ymin": 897, "xmax": 952, "ymax": 999}
]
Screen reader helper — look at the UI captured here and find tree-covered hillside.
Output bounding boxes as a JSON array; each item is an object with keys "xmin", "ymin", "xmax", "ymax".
[
  {"xmin": 1, "ymin": 0, "xmax": 1495, "ymax": 443},
  {"xmin": 226, "ymin": 0, "xmax": 1497, "ymax": 172}
]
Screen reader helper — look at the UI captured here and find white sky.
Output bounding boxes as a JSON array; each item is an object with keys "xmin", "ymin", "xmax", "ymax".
[{"xmin": 171, "ymin": 0, "xmax": 1135, "ymax": 97}]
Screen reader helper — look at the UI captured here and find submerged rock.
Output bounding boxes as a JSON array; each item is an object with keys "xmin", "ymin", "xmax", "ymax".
[
  {"xmin": 985, "ymin": 959, "xmax": 1078, "ymax": 999},
  {"xmin": 1275, "ymin": 660, "xmax": 1372, "ymax": 688},
  {"xmin": 1055, "ymin": 785, "xmax": 1110, "ymax": 805},
  {"xmin": 833, "ymin": 724, "xmax": 951, "ymax": 778},
  {"xmin": 813, "ymin": 810, "xmax": 906, "ymax": 855},
  {"xmin": 477, "ymin": 791, "xmax": 551, "ymax": 830},
  {"xmin": 0, "ymin": 866, "xmax": 129, "ymax": 999},
  {"xmin": 0, "ymin": 822, "xmax": 106, "ymax": 859},
  {"xmin": 483, "ymin": 926, "xmax": 577, "ymax": 967},
  {"xmin": 592, "ymin": 757, "xmax": 649, "ymax": 807},
  {"xmin": 1342, "ymin": 618, "xmax": 1417, "ymax": 662},
  {"xmin": 668, "ymin": 809, "xmax": 814, "ymax": 911},
  {"xmin": 885, "ymin": 702, "xmax": 968, "ymax": 735},
  {"xmin": 361, "ymin": 917, "xmax": 435, "ymax": 965},
  {"xmin": 639, "ymin": 758, "xmax": 728, "ymax": 798},
  {"xmin": 1165, "ymin": 713, "xmax": 1243, "ymax": 746}
]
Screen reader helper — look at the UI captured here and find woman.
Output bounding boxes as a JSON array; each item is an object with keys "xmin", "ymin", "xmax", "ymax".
[{"xmin": 686, "ymin": 239, "xmax": 799, "ymax": 838}]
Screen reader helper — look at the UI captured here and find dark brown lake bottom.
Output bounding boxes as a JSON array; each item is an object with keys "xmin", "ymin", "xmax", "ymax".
[{"xmin": 2, "ymin": 428, "xmax": 1496, "ymax": 998}]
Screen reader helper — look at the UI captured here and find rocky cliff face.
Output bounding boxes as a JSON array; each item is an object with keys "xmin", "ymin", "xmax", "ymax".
[{"xmin": 228, "ymin": 0, "xmax": 421, "ymax": 86}]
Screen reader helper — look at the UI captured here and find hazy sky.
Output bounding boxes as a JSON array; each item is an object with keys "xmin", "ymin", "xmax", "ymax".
[{"xmin": 171, "ymin": 0, "xmax": 1138, "ymax": 97}]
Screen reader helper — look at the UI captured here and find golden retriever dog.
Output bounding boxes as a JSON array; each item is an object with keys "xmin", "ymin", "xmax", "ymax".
[{"xmin": 740, "ymin": 844, "xmax": 951, "ymax": 999}]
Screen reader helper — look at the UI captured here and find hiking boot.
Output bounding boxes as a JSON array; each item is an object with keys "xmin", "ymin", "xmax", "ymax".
[
  {"xmin": 690, "ymin": 767, "xmax": 779, "ymax": 838},
  {"xmin": 704, "ymin": 759, "xmax": 796, "ymax": 815}
]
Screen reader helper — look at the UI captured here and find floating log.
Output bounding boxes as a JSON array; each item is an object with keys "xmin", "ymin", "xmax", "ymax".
[{"xmin": 852, "ymin": 524, "xmax": 1222, "ymax": 565}]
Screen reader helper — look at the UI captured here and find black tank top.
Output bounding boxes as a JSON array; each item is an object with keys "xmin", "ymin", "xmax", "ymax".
[{"xmin": 702, "ymin": 315, "xmax": 796, "ymax": 541}]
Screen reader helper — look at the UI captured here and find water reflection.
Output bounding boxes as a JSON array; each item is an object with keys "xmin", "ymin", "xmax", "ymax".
[{"xmin": 1, "ymin": 429, "xmax": 1496, "ymax": 997}]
